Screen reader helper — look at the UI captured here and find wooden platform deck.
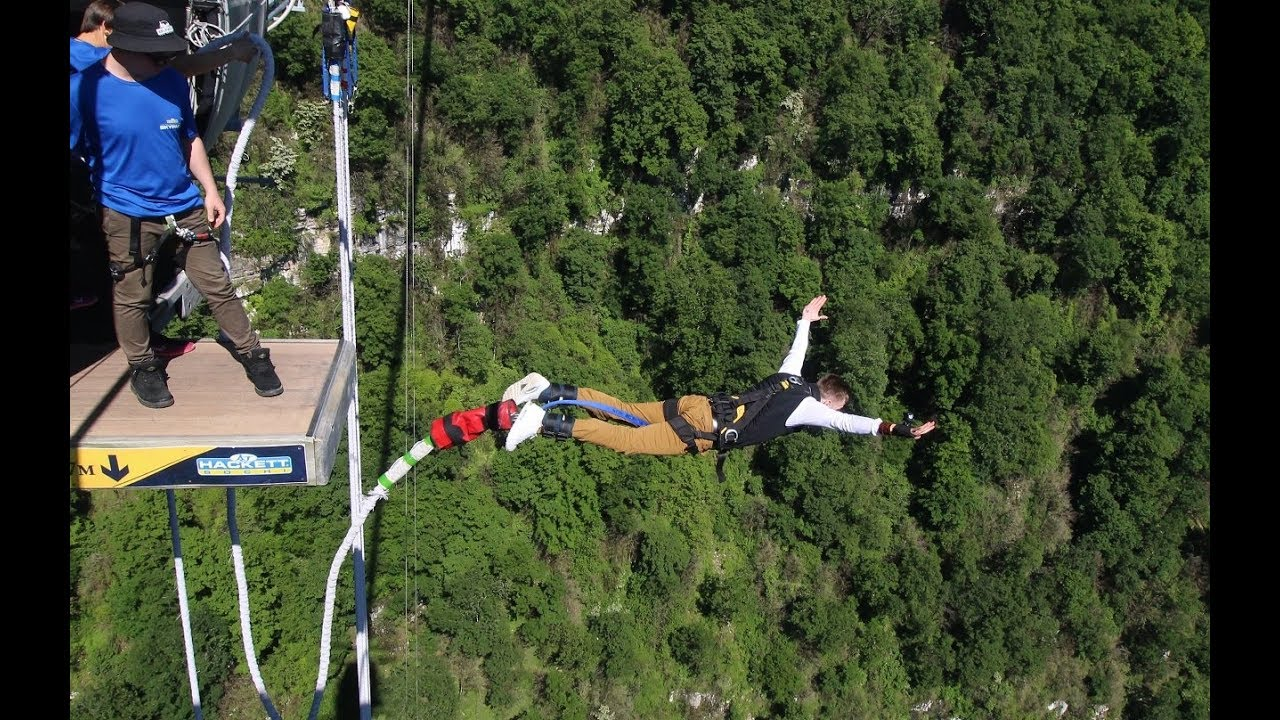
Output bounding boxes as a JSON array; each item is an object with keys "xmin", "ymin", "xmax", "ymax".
[{"xmin": 70, "ymin": 339, "xmax": 354, "ymax": 490}]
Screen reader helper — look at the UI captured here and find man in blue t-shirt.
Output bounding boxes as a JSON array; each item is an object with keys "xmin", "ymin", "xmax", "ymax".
[
  {"xmin": 70, "ymin": 2, "xmax": 283, "ymax": 409},
  {"xmin": 69, "ymin": 1, "xmax": 115, "ymax": 74},
  {"xmin": 69, "ymin": 1, "xmax": 117, "ymax": 314}
]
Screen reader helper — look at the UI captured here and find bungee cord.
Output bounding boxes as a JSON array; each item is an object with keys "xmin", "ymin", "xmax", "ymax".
[{"xmin": 167, "ymin": 490, "xmax": 206, "ymax": 720}]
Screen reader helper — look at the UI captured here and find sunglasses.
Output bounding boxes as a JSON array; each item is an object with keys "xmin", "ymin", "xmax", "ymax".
[{"xmin": 148, "ymin": 51, "xmax": 181, "ymax": 64}]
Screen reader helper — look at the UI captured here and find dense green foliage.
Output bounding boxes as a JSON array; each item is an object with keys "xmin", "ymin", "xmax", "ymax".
[{"xmin": 71, "ymin": 1, "xmax": 1208, "ymax": 718}]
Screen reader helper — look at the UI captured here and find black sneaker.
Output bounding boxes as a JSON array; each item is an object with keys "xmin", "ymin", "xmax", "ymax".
[
  {"xmin": 238, "ymin": 347, "xmax": 284, "ymax": 397},
  {"xmin": 130, "ymin": 359, "xmax": 174, "ymax": 408}
]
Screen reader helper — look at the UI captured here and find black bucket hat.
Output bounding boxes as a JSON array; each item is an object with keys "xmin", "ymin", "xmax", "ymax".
[{"xmin": 107, "ymin": 2, "xmax": 189, "ymax": 54}]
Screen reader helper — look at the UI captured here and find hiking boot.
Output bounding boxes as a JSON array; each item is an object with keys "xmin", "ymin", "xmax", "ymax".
[
  {"xmin": 502, "ymin": 372, "xmax": 550, "ymax": 405},
  {"xmin": 238, "ymin": 346, "xmax": 284, "ymax": 397},
  {"xmin": 504, "ymin": 403, "xmax": 546, "ymax": 451},
  {"xmin": 130, "ymin": 359, "xmax": 174, "ymax": 409}
]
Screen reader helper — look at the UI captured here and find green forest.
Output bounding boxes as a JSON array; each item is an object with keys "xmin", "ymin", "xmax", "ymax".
[{"xmin": 69, "ymin": 0, "xmax": 1210, "ymax": 718}]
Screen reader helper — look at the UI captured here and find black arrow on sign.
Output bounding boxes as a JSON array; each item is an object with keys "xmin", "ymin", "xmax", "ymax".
[{"xmin": 102, "ymin": 455, "xmax": 130, "ymax": 482}]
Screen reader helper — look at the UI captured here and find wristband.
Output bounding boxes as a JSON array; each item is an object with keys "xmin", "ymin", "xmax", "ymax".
[{"xmin": 878, "ymin": 420, "xmax": 916, "ymax": 438}]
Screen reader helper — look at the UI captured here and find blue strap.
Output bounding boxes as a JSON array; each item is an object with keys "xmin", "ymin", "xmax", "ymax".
[{"xmin": 543, "ymin": 399, "xmax": 649, "ymax": 427}]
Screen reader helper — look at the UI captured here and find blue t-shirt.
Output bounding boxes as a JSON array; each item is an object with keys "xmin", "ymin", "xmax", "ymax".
[
  {"xmin": 69, "ymin": 38, "xmax": 109, "ymax": 73},
  {"xmin": 69, "ymin": 63, "xmax": 203, "ymax": 217}
]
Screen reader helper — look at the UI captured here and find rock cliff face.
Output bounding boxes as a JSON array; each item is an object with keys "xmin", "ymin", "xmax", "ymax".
[{"xmin": 890, "ymin": 187, "xmax": 929, "ymax": 220}]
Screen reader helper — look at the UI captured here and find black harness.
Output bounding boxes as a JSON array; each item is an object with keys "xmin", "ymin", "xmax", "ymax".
[
  {"xmin": 107, "ymin": 217, "xmax": 158, "ymax": 286},
  {"xmin": 108, "ymin": 214, "xmax": 212, "ymax": 286},
  {"xmin": 664, "ymin": 376, "xmax": 814, "ymax": 482}
]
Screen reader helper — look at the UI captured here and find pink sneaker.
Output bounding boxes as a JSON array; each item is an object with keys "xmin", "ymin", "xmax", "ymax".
[{"xmin": 153, "ymin": 336, "xmax": 197, "ymax": 359}]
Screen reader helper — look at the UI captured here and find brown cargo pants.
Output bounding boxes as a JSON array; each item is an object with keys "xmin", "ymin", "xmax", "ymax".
[
  {"xmin": 568, "ymin": 387, "xmax": 717, "ymax": 455},
  {"xmin": 102, "ymin": 206, "xmax": 259, "ymax": 364}
]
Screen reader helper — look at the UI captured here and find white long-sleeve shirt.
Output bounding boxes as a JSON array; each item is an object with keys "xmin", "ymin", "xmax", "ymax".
[{"xmin": 778, "ymin": 319, "xmax": 883, "ymax": 436}]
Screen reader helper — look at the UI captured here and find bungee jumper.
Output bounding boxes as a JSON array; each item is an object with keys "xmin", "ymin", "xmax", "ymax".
[{"xmin": 500, "ymin": 295, "xmax": 936, "ymax": 478}]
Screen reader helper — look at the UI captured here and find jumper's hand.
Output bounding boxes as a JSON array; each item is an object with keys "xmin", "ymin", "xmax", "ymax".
[
  {"xmin": 802, "ymin": 295, "xmax": 829, "ymax": 322},
  {"xmin": 908, "ymin": 420, "xmax": 937, "ymax": 439},
  {"xmin": 890, "ymin": 418, "xmax": 938, "ymax": 439}
]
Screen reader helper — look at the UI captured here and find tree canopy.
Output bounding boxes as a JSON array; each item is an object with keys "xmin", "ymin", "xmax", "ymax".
[{"xmin": 70, "ymin": 2, "xmax": 1209, "ymax": 719}]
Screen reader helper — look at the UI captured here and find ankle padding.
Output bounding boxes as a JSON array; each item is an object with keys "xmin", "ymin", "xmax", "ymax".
[
  {"xmin": 542, "ymin": 413, "xmax": 575, "ymax": 440},
  {"xmin": 538, "ymin": 383, "xmax": 578, "ymax": 402}
]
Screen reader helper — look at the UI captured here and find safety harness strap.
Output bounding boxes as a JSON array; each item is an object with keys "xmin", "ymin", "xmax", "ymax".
[
  {"xmin": 108, "ymin": 216, "xmax": 149, "ymax": 285},
  {"xmin": 716, "ymin": 377, "xmax": 804, "ymax": 448},
  {"xmin": 663, "ymin": 398, "xmax": 716, "ymax": 454},
  {"xmin": 110, "ymin": 215, "xmax": 200, "ymax": 285},
  {"xmin": 130, "ymin": 215, "xmax": 143, "ymax": 269}
]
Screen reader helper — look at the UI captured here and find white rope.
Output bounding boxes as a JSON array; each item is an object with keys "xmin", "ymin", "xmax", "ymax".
[
  {"xmin": 401, "ymin": 1, "xmax": 420, "ymax": 710},
  {"xmin": 185, "ymin": 18, "xmax": 227, "ymax": 48},
  {"xmin": 150, "ymin": 5, "xmax": 394, "ymax": 719},
  {"xmin": 218, "ymin": 34, "xmax": 276, "ymax": 270},
  {"xmin": 327, "ymin": 11, "xmax": 374, "ymax": 715},
  {"xmin": 184, "ymin": 18, "xmax": 225, "ymax": 114},
  {"xmin": 223, "ymin": 437, "xmax": 434, "ymax": 720},
  {"xmin": 210, "ymin": 9, "xmax": 382, "ymax": 718},
  {"xmin": 308, "ymin": 489, "xmax": 382, "ymax": 719},
  {"xmin": 198, "ymin": 24, "xmax": 290, "ymax": 720},
  {"xmin": 182, "ymin": 16, "xmax": 237, "ymax": 141},
  {"xmin": 218, "ymin": 9, "xmax": 372, "ymax": 717},
  {"xmin": 227, "ymin": 490, "xmax": 283, "ymax": 720},
  {"xmin": 265, "ymin": 0, "xmax": 305, "ymax": 33},
  {"xmin": 167, "ymin": 490, "xmax": 205, "ymax": 720},
  {"xmin": 308, "ymin": 442, "xmax": 435, "ymax": 720},
  {"xmin": 155, "ymin": 9, "xmax": 284, "ymax": 720}
]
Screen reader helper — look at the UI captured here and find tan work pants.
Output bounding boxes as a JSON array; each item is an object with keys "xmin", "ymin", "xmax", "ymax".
[{"xmin": 569, "ymin": 388, "xmax": 716, "ymax": 455}]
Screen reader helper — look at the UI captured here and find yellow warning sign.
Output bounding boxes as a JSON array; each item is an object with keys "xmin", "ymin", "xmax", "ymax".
[{"xmin": 72, "ymin": 446, "xmax": 214, "ymax": 489}]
